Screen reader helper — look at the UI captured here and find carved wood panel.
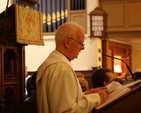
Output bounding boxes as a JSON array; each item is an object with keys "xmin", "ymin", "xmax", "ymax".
[
  {"xmin": 102, "ymin": 39, "xmax": 132, "ymax": 77},
  {"xmin": 0, "ymin": 45, "xmax": 25, "ymax": 113},
  {"xmin": 100, "ymin": 0, "xmax": 141, "ymax": 32}
]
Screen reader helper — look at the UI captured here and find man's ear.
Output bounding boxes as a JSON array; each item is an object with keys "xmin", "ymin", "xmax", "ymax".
[
  {"xmin": 104, "ymin": 81, "xmax": 108, "ymax": 86},
  {"xmin": 64, "ymin": 38, "xmax": 70, "ymax": 48}
]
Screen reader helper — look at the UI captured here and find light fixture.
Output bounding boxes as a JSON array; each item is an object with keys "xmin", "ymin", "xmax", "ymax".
[
  {"xmin": 114, "ymin": 55, "xmax": 122, "ymax": 73},
  {"xmin": 114, "ymin": 64, "xmax": 122, "ymax": 73}
]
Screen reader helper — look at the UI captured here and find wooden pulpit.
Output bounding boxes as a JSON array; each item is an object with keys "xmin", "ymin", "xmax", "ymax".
[{"xmin": 0, "ymin": 4, "xmax": 43, "ymax": 113}]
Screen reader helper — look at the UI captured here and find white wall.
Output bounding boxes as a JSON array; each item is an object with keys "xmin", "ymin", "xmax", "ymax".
[
  {"xmin": 0, "ymin": 0, "xmax": 13, "ymax": 13},
  {"xmin": 25, "ymin": 37, "xmax": 56, "ymax": 71},
  {"xmin": 0, "ymin": 0, "xmax": 101, "ymax": 71},
  {"xmin": 0, "ymin": 1, "xmax": 6, "ymax": 13}
]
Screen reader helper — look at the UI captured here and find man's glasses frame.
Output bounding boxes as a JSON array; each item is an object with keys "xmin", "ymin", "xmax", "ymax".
[{"xmin": 69, "ymin": 37, "xmax": 84, "ymax": 47}]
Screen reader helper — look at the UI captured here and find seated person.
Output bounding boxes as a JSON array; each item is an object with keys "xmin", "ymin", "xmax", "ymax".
[
  {"xmin": 124, "ymin": 71, "xmax": 133, "ymax": 81},
  {"xmin": 23, "ymin": 92, "xmax": 37, "ymax": 113},
  {"xmin": 26, "ymin": 77, "xmax": 36, "ymax": 97},
  {"xmin": 76, "ymin": 72, "xmax": 89, "ymax": 92},
  {"xmin": 25, "ymin": 67, "xmax": 31, "ymax": 96},
  {"xmin": 134, "ymin": 71, "xmax": 141, "ymax": 80},
  {"xmin": 76, "ymin": 72, "xmax": 85, "ymax": 78},
  {"xmin": 23, "ymin": 71, "xmax": 38, "ymax": 113},
  {"xmin": 91, "ymin": 68, "xmax": 115, "ymax": 88},
  {"xmin": 123, "ymin": 71, "xmax": 135, "ymax": 85}
]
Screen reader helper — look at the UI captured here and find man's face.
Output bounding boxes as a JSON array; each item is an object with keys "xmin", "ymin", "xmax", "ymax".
[
  {"xmin": 127, "ymin": 74, "xmax": 132, "ymax": 80},
  {"xmin": 105, "ymin": 72, "xmax": 114, "ymax": 85},
  {"xmin": 69, "ymin": 37, "xmax": 84, "ymax": 59},
  {"xmin": 68, "ymin": 31, "xmax": 85, "ymax": 60}
]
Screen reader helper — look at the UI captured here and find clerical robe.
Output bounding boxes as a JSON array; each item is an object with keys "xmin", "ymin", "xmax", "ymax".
[{"xmin": 36, "ymin": 50, "xmax": 101, "ymax": 113}]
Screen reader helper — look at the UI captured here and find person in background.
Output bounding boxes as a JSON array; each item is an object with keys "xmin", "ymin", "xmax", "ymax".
[
  {"xmin": 36, "ymin": 22, "xmax": 109, "ymax": 113},
  {"xmin": 25, "ymin": 66, "xmax": 31, "ymax": 96},
  {"xmin": 134, "ymin": 68, "xmax": 141, "ymax": 80},
  {"xmin": 76, "ymin": 72, "xmax": 89, "ymax": 92},
  {"xmin": 23, "ymin": 71, "xmax": 37, "ymax": 113},
  {"xmin": 134, "ymin": 71, "xmax": 141, "ymax": 80},
  {"xmin": 91, "ymin": 68, "xmax": 115, "ymax": 88},
  {"xmin": 124, "ymin": 71, "xmax": 133, "ymax": 81},
  {"xmin": 26, "ymin": 76, "xmax": 36, "ymax": 97},
  {"xmin": 123, "ymin": 70, "xmax": 136, "ymax": 85},
  {"xmin": 135, "ymin": 68, "xmax": 141, "ymax": 72}
]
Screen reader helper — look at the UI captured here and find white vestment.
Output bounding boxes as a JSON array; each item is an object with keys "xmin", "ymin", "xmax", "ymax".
[{"xmin": 36, "ymin": 50, "xmax": 101, "ymax": 113}]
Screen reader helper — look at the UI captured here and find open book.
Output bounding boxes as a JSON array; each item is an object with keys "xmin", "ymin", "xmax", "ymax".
[{"xmin": 95, "ymin": 79, "xmax": 141, "ymax": 110}]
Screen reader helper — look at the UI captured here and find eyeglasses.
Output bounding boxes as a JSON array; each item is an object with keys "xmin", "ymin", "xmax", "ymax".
[{"xmin": 69, "ymin": 37, "xmax": 84, "ymax": 47}]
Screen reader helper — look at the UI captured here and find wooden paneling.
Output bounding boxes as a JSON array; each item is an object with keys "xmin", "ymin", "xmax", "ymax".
[
  {"xmin": 68, "ymin": 0, "xmax": 87, "ymax": 33},
  {"xmin": 100, "ymin": 0, "xmax": 141, "ymax": 32},
  {"xmin": 127, "ymin": 1, "xmax": 141, "ymax": 27},
  {"xmin": 102, "ymin": 40, "xmax": 132, "ymax": 77},
  {"xmin": 70, "ymin": 10, "xmax": 87, "ymax": 32}
]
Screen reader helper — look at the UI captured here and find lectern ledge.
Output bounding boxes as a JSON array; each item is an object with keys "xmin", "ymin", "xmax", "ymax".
[{"xmin": 93, "ymin": 80, "xmax": 141, "ymax": 113}]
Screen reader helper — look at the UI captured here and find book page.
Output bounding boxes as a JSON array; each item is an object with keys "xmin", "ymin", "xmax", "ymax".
[
  {"xmin": 96, "ymin": 86, "xmax": 131, "ymax": 110},
  {"xmin": 123, "ymin": 79, "xmax": 141, "ymax": 88},
  {"xmin": 96, "ymin": 79, "xmax": 141, "ymax": 110}
]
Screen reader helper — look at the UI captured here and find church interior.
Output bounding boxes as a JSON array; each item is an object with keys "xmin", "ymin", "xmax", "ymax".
[{"xmin": 0, "ymin": 0, "xmax": 141, "ymax": 113}]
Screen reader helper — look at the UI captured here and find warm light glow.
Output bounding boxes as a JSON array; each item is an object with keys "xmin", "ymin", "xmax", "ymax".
[
  {"xmin": 114, "ymin": 64, "xmax": 122, "ymax": 73},
  {"xmin": 114, "ymin": 55, "xmax": 122, "ymax": 73}
]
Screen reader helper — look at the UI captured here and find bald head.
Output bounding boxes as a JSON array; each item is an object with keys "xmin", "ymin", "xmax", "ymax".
[
  {"xmin": 55, "ymin": 22, "xmax": 85, "ymax": 60},
  {"xmin": 55, "ymin": 22, "xmax": 85, "ymax": 44}
]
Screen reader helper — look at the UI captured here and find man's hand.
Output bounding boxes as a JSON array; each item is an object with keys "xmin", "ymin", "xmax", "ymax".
[{"xmin": 84, "ymin": 87, "xmax": 109, "ymax": 104}]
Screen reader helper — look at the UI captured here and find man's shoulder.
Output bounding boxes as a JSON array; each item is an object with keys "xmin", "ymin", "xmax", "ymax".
[{"xmin": 49, "ymin": 62, "xmax": 71, "ymax": 70}]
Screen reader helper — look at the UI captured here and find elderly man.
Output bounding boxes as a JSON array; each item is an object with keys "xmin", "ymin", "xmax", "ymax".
[{"xmin": 36, "ymin": 22, "xmax": 109, "ymax": 113}]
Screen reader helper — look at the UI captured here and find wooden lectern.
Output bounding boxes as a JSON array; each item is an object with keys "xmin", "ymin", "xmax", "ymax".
[
  {"xmin": 0, "ymin": 4, "xmax": 43, "ymax": 113},
  {"xmin": 92, "ymin": 82, "xmax": 141, "ymax": 113}
]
